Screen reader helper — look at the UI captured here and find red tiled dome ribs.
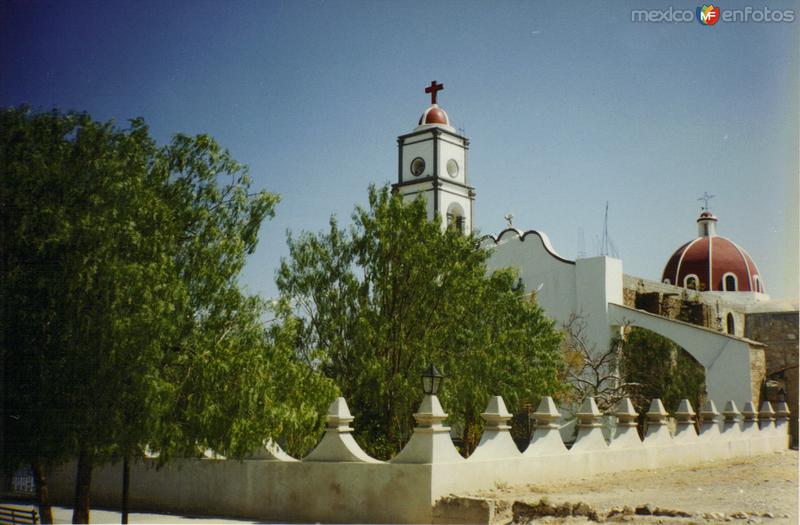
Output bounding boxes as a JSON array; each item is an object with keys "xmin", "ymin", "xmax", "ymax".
[{"xmin": 661, "ymin": 212, "xmax": 764, "ymax": 293}]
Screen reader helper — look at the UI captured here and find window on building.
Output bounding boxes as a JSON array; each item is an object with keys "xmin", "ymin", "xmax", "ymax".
[
  {"xmin": 754, "ymin": 275, "xmax": 762, "ymax": 293},
  {"xmin": 726, "ymin": 313, "xmax": 735, "ymax": 335},
  {"xmin": 663, "ymin": 278, "xmax": 671, "ymax": 285},
  {"xmin": 684, "ymin": 275, "xmax": 699, "ymax": 290},
  {"xmin": 723, "ymin": 273, "xmax": 737, "ymax": 292}
]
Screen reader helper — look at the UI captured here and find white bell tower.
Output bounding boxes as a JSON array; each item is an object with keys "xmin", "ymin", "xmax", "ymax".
[{"xmin": 392, "ymin": 81, "xmax": 475, "ymax": 234}]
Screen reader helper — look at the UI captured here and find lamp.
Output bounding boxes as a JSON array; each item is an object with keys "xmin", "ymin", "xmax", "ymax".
[{"xmin": 421, "ymin": 364, "xmax": 444, "ymax": 395}]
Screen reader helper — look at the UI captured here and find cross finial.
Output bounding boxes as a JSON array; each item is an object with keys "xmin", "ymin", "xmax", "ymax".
[
  {"xmin": 698, "ymin": 191, "xmax": 715, "ymax": 211},
  {"xmin": 425, "ymin": 80, "xmax": 444, "ymax": 105}
]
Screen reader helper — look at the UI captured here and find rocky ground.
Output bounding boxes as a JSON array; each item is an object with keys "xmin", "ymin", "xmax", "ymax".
[{"xmin": 464, "ymin": 450, "xmax": 798, "ymax": 524}]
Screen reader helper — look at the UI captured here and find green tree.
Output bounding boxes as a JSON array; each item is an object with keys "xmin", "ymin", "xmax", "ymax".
[
  {"xmin": 2, "ymin": 108, "xmax": 176, "ymax": 523},
  {"xmin": 617, "ymin": 326, "xmax": 706, "ymax": 422},
  {"xmin": 277, "ymin": 185, "xmax": 565, "ymax": 458},
  {"xmin": 1, "ymin": 107, "xmax": 335, "ymax": 523}
]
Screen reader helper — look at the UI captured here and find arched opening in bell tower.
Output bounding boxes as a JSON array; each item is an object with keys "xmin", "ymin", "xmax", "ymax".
[{"xmin": 446, "ymin": 203, "xmax": 466, "ymax": 234}]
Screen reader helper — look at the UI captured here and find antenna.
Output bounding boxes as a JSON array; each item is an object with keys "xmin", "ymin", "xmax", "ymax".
[
  {"xmin": 577, "ymin": 228, "xmax": 586, "ymax": 259},
  {"xmin": 600, "ymin": 201, "xmax": 609, "ymax": 257},
  {"xmin": 599, "ymin": 201, "xmax": 620, "ymax": 258}
]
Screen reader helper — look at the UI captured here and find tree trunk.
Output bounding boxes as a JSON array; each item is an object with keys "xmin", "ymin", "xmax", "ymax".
[
  {"xmin": 72, "ymin": 448, "xmax": 92, "ymax": 524},
  {"xmin": 461, "ymin": 405, "xmax": 474, "ymax": 458},
  {"xmin": 31, "ymin": 460, "xmax": 54, "ymax": 524},
  {"xmin": 121, "ymin": 456, "xmax": 130, "ymax": 524}
]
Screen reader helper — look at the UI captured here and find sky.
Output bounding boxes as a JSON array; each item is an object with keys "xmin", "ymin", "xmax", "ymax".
[{"xmin": 2, "ymin": 0, "xmax": 798, "ymax": 301}]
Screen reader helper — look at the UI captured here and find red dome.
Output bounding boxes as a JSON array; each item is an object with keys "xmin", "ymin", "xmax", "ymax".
[
  {"xmin": 418, "ymin": 105, "xmax": 449, "ymax": 126},
  {"xmin": 661, "ymin": 215, "xmax": 764, "ymax": 293}
]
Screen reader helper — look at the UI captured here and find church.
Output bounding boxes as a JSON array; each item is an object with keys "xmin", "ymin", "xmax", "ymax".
[
  {"xmin": 394, "ymin": 82, "xmax": 798, "ymax": 444},
  {"xmin": 22, "ymin": 82, "xmax": 795, "ymax": 525}
]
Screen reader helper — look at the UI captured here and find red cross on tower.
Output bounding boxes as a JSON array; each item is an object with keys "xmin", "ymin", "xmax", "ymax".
[{"xmin": 425, "ymin": 81, "xmax": 444, "ymax": 105}]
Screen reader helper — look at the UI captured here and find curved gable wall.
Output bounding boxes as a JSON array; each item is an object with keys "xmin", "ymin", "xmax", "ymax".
[{"xmin": 482, "ymin": 229, "xmax": 579, "ymax": 327}]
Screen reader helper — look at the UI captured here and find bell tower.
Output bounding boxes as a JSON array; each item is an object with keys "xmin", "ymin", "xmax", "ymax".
[{"xmin": 393, "ymin": 81, "xmax": 475, "ymax": 234}]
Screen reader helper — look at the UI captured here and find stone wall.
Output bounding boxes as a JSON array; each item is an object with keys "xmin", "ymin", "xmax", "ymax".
[
  {"xmin": 621, "ymin": 275, "xmax": 763, "ymax": 337},
  {"xmin": 746, "ymin": 311, "xmax": 799, "ymax": 446},
  {"xmin": 749, "ymin": 348, "xmax": 767, "ymax": 415},
  {"xmin": 623, "ymin": 281, "xmax": 715, "ymax": 328}
]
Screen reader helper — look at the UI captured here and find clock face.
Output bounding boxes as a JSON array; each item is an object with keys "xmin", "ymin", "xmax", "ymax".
[
  {"xmin": 410, "ymin": 157, "xmax": 425, "ymax": 177},
  {"xmin": 447, "ymin": 159, "xmax": 459, "ymax": 178}
]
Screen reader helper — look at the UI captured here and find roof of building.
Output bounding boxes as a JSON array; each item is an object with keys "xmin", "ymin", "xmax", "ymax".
[
  {"xmin": 661, "ymin": 212, "xmax": 765, "ymax": 293},
  {"xmin": 418, "ymin": 104, "xmax": 449, "ymax": 126}
]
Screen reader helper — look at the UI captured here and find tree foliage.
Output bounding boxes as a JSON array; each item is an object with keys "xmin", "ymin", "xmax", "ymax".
[
  {"xmin": 617, "ymin": 326, "xmax": 706, "ymax": 417},
  {"xmin": 1, "ymin": 106, "xmax": 334, "ymax": 521},
  {"xmin": 277, "ymin": 185, "xmax": 565, "ymax": 458}
]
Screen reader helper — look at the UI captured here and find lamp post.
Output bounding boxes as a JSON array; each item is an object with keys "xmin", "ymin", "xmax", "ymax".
[
  {"xmin": 393, "ymin": 364, "xmax": 462, "ymax": 463},
  {"xmin": 421, "ymin": 364, "xmax": 443, "ymax": 396}
]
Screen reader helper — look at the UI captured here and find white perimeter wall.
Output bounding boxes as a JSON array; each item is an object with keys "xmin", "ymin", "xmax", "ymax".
[{"xmin": 45, "ymin": 405, "xmax": 789, "ymax": 524}]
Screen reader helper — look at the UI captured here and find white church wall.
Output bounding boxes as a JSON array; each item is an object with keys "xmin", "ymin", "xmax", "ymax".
[
  {"xmin": 482, "ymin": 232, "xmax": 626, "ymax": 369},
  {"xmin": 482, "ymin": 234, "xmax": 624, "ymax": 348},
  {"xmin": 575, "ymin": 256, "xmax": 624, "ymax": 356},
  {"xmin": 482, "ymin": 229, "xmax": 579, "ymax": 329}
]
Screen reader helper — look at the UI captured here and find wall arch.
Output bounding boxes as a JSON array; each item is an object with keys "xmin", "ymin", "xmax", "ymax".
[
  {"xmin": 609, "ymin": 303, "xmax": 762, "ymax": 406},
  {"xmin": 618, "ymin": 325, "xmax": 706, "ymax": 414}
]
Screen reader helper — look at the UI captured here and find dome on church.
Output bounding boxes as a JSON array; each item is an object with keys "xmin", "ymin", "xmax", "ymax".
[
  {"xmin": 661, "ymin": 212, "xmax": 765, "ymax": 293},
  {"xmin": 418, "ymin": 104, "xmax": 449, "ymax": 126}
]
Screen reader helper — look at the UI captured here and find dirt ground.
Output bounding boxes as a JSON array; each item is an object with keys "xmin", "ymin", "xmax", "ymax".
[{"xmin": 467, "ymin": 450, "xmax": 798, "ymax": 524}]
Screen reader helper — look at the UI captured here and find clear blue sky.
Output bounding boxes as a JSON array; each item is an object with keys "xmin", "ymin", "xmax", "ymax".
[{"xmin": 2, "ymin": 0, "xmax": 798, "ymax": 300}]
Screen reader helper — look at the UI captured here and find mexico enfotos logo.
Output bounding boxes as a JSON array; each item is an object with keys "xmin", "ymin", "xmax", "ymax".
[
  {"xmin": 632, "ymin": 4, "xmax": 796, "ymax": 24},
  {"xmin": 697, "ymin": 4, "xmax": 720, "ymax": 25}
]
